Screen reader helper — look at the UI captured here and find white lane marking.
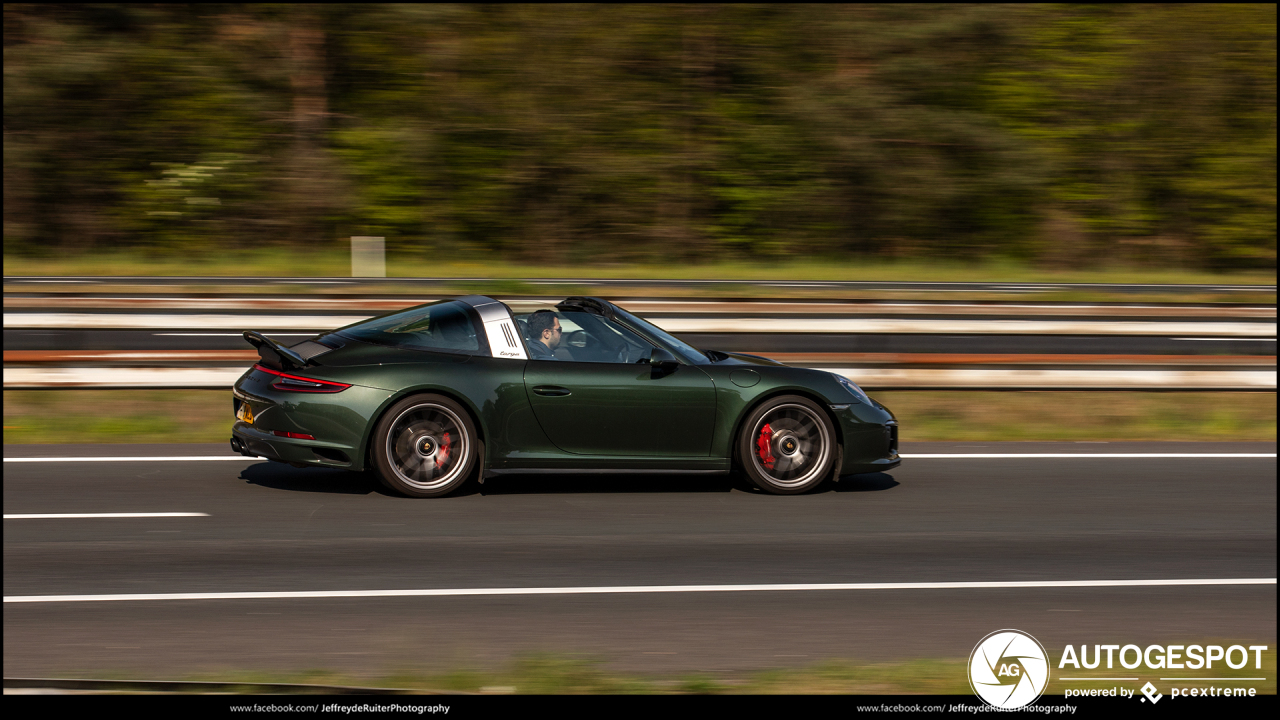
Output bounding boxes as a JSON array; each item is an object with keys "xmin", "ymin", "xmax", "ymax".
[
  {"xmin": 4, "ymin": 456, "xmax": 250, "ymax": 463},
  {"xmin": 4, "ymin": 513, "xmax": 209, "ymax": 519},
  {"xmin": 1174, "ymin": 337, "xmax": 1276, "ymax": 341},
  {"xmin": 5, "ymin": 578, "xmax": 1274, "ymax": 604},
  {"xmin": 900, "ymin": 453, "xmax": 1276, "ymax": 459},
  {"xmin": 3, "ymin": 453, "xmax": 1275, "ymax": 464}
]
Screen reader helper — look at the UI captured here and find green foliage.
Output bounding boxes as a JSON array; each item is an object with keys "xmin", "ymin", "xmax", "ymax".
[
  {"xmin": 4, "ymin": 5, "xmax": 1275, "ymax": 268},
  {"xmin": 987, "ymin": 4, "xmax": 1277, "ymax": 268}
]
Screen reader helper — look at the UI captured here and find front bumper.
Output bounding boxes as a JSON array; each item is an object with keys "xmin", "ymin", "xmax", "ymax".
[{"xmin": 832, "ymin": 403, "xmax": 900, "ymax": 475}]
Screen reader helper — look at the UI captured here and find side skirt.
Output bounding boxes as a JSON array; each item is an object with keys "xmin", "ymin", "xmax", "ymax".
[{"xmin": 484, "ymin": 468, "xmax": 730, "ymax": 478}]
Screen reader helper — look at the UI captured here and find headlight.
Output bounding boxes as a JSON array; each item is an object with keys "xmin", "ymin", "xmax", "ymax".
[{"xmin": 832, "ymin": 373, "xmax": 870, "ymax": 404}]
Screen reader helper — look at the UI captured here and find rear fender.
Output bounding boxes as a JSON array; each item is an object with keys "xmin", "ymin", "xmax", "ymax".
[{"xmin": 359, "ymin": 385, "xmax": 491, "ymax": 474}]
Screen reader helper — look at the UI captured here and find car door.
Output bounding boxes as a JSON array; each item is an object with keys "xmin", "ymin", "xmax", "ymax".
[{"xmin": 522, "ymin": 312, "xmax": 717, "ymax": 456}]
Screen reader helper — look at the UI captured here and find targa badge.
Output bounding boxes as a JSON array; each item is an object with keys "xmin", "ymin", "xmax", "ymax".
[{"xmin": 969, "ymin": 629, "xmax": 1049, "ymax": 708}]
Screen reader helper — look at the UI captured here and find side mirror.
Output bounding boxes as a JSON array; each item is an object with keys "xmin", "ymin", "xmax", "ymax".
[{"xmin": 644, "ymin": 347, "xmax": 680, "ymax": 371}]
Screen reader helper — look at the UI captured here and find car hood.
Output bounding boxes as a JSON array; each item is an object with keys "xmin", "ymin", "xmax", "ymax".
[{"xmin": 710, "ymin": 351, "xmax": 787, "ymax": 367}]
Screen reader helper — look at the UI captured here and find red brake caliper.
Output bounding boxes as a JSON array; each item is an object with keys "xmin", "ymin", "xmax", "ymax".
[
  {"xmin": 436, "ymin": 432, "xmax": 451, "ymax": 469},
  {"xmin": 756, "ymin": 423, "xmax": 775, "ymax": 470}
]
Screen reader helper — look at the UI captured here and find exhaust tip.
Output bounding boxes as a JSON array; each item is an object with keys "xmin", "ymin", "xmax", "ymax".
[{"xmin": 230, "ymin": 437, "xmax": 244, "ymax": 454}]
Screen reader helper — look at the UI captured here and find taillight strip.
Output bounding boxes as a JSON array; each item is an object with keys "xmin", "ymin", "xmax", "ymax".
[
  {"xmin": 273, "ymin": 430, "xmax": 316, "ymax": 440},
  {"xmin": 253, "ymin": 364, "xmax": 351, "ymax": 393}
]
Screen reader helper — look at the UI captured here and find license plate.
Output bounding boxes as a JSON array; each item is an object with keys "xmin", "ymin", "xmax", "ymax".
[{"xmin": 236, "ymin": 401, "xmax": 254, "ymax": 424}]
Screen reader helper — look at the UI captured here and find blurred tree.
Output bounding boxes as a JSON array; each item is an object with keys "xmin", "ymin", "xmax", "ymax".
[
  {"xmin": 987, "ymin": 4, "xmax": 1276, "ymax": 268},
  {"xmin": 5, "ymin": 5, "xmax": 274, "ymax": 252},
  {"xmin": 787, "ymin": 4, "xmax": 1046, "ymax": 260},
  {"xmin": 3, "ymin": 4, "xmax": 1275, "ymax": 269}
]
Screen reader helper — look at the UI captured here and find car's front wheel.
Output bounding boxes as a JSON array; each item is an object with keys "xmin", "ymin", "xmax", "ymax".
[
  {"xmin": 737, "ymin": 395, "xmax": 837, "ymax": 495},
  {"xmin": 372, "ymin": 394, "xmax": 478, "ymax": 497}
]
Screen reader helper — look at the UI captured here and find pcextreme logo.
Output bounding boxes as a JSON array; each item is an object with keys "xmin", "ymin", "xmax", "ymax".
[
  {"xmin": 970, "ymin": 630, "xmax": 1270, "ymax": 707},
  {"xmin": 969, "ymin": 629, "xmax": 1050, "ymax": 709},
  {"xmin": 1058, "ymin": 643, "xmax": 1269, "ymax": 703}
]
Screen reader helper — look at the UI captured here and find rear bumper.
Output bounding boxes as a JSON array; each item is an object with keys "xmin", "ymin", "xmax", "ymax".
[
  {"xmin": 231, "ymin": 365, "xmax": 394, "ymax": 471},
  {"xmin": 231, "ymin": 422, "xmax": 358, "ymax": 468}
]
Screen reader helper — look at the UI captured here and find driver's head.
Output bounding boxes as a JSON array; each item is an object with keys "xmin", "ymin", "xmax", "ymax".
[{"xmin": 527, "ymin": 309, "xmax": 562, "ymax": 349}]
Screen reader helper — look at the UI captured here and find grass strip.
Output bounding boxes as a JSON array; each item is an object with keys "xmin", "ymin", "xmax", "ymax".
[
  {"xmin": 3, "ymin": 390, "xmax": 1274, "ymax": 445},
  {"xmin": 7, "ymin": 252, "xmax": 1273, "ymax": 303},
  {"xmin": 4, "ymin": 390, "xmax": 234, "ymax": 445},
  {"xmin": 874, "ymin": 391, "xmax": 1276, "ymax": 442},
  {"xmin": 9, "ymin": 282, "xmax": 1271, "ymax": 305},
  {"xmin": 5, "ymin": 250, "xmax": 1274, "ymax": 286},
  {"xmin": 56, "ymin": 646, "xmax": 1276, "ymax": 694}
]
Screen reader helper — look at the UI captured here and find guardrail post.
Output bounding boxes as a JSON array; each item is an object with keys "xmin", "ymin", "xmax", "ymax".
[{"xmin": 351, "ymin": 236, "xmax": 385, "ymax": 277}]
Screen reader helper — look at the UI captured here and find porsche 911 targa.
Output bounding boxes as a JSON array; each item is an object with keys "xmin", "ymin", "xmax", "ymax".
[{"xmin": 230, "ymin": 295, "xmax": 899, "ymax": 496}]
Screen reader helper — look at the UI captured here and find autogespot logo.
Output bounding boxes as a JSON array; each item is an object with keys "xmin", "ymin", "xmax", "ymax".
[{"xmin": 969, "ymin": 629, "xmax": 1050, "ymax": 709}]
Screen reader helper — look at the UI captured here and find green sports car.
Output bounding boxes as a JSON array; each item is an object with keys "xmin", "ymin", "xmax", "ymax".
[{"xmin": 230, "ymin": 295, "xmax": 899, "ymax": 496}]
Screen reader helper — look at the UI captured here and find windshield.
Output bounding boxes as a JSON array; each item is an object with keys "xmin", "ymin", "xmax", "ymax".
[
  {"xmin": 333, "ymin": 300, "xmax": 480, "ymax": 354},
  {"xmin": 612, "ymin": 306, "xmax": 709, "ymax": 363}
]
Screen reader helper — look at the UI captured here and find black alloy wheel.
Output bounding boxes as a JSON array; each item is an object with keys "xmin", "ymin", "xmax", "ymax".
[
  {"xmin": 737, "ymin": 395, "xmax": 837, "ymax": 495},
  {"xmin": 372, "ymin": 394, "xmax": 478, "ymax": 497}
]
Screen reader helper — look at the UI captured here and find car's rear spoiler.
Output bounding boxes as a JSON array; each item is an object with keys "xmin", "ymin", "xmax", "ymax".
[{"xmin": 243, "ymin": 330, "xmax": 307, "ymax": 371}]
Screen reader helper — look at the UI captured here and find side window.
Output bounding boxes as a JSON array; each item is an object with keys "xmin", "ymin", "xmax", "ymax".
[{"xmin": 335, "ymin": 300, "xmax": 480, "ymax": 354}]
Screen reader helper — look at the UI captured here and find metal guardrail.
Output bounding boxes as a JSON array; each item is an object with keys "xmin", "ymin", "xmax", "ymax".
[
  {"xmin": 4, "ymin": 294, "xmax": 1273, "ymax": 389},
  {"xmin": 5, "ymin": 296, "xmax": 1275, "ymax": 317},
  {"xmin": 4, "ymin": 365, "xmax": 1273, "ymax": 390},
  {"xmin": 6, "ymin": 276, "xmax": 1277, "ymax": 294},
  {"xmin": 6, "ymin": 351, "xmax": 1273, "ymax": 366},
  {"xmin": 4, "ymin": 312, "xmax": 1275, "ymax": 336}
]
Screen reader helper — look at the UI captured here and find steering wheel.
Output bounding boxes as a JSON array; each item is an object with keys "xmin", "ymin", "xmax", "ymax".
[{"xmin": 565, "ymin": 329, "xmax": 587, "ymax": 349}]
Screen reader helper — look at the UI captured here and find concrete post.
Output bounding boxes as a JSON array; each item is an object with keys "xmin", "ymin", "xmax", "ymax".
[{"xmin": 351, "ymin": 236, "xmax": 386, "ymax": 277}]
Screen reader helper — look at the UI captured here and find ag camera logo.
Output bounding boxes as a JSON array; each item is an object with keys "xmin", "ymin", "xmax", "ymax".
[{"xmin": 969, "ymin": 629, "xmax": 1050, "ymax": 709}]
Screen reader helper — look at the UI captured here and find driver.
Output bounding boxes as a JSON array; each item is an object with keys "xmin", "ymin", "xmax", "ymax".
[{"xmin": 525, "ymin": 309, "xmax": 563, "ymax": 360}]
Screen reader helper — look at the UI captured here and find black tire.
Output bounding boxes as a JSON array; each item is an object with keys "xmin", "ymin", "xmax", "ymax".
[
  {"xmin": 371, "ymin": 394, "xmax": 479, "ymax": 498},
  {"xmin": 737, "ymin": 395, "xmax": 837, "ymax": 495}
]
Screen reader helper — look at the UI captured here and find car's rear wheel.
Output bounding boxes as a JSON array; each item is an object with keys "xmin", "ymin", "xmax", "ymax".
[
  {"xmin": 737, "ymin": 395, "xmax": 836, "ymax": 495},
  {"xmin": 372, "ymin": 394, "xmax": 478, "ymax": 497}
]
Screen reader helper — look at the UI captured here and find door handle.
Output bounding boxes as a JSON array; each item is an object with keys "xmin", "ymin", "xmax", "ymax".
[{"xmin": 532, "ymin": 385, "xmax": 572, "ymax": 397}]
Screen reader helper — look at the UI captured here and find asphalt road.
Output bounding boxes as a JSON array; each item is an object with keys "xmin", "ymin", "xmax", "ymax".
[{"xmin": 4, "ymin": 442, "xmax": 1275, "ymax": 680}]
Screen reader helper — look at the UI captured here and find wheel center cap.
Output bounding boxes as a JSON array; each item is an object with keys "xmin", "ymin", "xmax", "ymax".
[
  {"xmin": 418, "ymin": 437, "xmax": 437, "ymax": 456},
  {"xmin": 777, "ymin": 435, "xmax": 798, "ymax": 456}
]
